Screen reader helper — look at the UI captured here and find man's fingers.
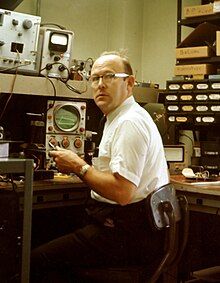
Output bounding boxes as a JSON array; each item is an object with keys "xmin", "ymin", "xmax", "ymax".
[{"xmin": 48, "ymin": 150, "xmax": 57, "ymax": 157}]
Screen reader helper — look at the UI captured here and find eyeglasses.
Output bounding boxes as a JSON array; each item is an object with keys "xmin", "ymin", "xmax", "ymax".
[{"xmin": 89, "ymin": 73, "xmax": 130, "ymax": 87}]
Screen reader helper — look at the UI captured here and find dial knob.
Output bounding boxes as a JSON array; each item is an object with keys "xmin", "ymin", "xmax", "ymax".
[
  {"xmin": 61, "ymin": 137, "xmax": 70, "ymax": 148},
  {"xmin": 12, "ymin": 19, "xmax": 19, "ymax": 25},
  {"xmin": 23, "ymin": 19, "xmax": 32, "ymax": 29},
  {"xmin": 48, "ymin": 137, "xmax": 58, "ymax": 147},
  {"xmin": 74, "ymin": 138, "xmax": 82, "ymax": 149}
]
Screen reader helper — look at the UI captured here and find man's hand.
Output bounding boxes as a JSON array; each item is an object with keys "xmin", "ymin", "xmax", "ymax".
[{"xmin": 49, "ymin": 148, "xmax": 86, "ymax": 175}]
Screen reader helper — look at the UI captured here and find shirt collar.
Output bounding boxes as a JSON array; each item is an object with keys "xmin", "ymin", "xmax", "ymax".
[{"xmin": 106, "ymin": 96, "xmax": 135, "ymax": 124}]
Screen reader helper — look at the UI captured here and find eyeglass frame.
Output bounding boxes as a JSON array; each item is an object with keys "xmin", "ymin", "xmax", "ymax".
[{"xmin": 89, "ymin": 73, "xmax": 130, "ymax": 87}]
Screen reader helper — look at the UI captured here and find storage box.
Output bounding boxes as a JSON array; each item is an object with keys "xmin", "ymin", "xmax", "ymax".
[
  {"xmin": 174, "ymin": 64, "xmax": 216, "ymax": 76},
  {"xmin": 176, "ymin": 46, "xmax": 213, "ymax": 59},
  {"xmin": 184, "ymin": 3, "xmax": 214, "ymax": 18},
  {"xmin": 216, "ymin": 31, "xmax": 220, "ymax": 56},
  {"xmin": 184, "ymin": 1, "xmax": 220, "ymax": 18}
]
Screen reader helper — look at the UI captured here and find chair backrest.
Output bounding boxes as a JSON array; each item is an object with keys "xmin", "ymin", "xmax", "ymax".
[
  {"xmin": 147, "ymin": 183, "xmax": 189, "ymax": 282},
  {"xmin": 149, "ymin": 183, "xmax": 181, "ymax": 229}
]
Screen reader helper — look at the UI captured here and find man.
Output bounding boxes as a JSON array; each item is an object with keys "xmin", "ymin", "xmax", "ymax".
[{"xmin": 30, "ymin": 51, "xmax": 169, "ymax": 282}]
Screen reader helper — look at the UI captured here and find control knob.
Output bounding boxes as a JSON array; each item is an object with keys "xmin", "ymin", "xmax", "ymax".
[
  {"xmin": 61, "ymin": 137, "xmax": 70, "ymax": 148},
  {"xmin": 74, "ymin": 138, "xmax": 82, "ymax": 149},
  {"xmin": 23, "ymin": 19, "xmax": 32, "ymax": 29},
  {"xmin": 12, "ymin": 19, "xmax": 19, "ymax": 25}
]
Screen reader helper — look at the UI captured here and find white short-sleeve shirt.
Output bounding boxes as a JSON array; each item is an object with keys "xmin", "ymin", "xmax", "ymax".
[{"xmin": 91, "ymin": 96, "xmax": 169, "ymax": 204}]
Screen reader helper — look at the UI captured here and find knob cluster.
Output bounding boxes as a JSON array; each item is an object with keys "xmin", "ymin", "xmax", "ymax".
[{"xmin": 11, "ymin": 18, "xmax": 33, "ymax": 29}]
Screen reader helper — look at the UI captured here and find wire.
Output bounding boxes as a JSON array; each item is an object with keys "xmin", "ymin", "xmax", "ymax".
[
  {"xmin": 0, "ymin": 63, "xmax": 19, "ymax": 122},
  {"xmin": 40, "ymin": 62, "xmax": 70, "ymax": 82},
  {"xmin": 44, "ymin": 76, "xmax": 57, "ymax": 113},
  {"xmin": 40, "ymin": 23, "xmax": 66, "ymax": 30},
  {"xmin": 61, "ymin": 80, "xmax": 88, "ymax": 94},
  {"xmin": 0, "ymin": 61, "xmax": 31, "ymax": 73},
  {"xmin": 40, "ymin": 62, "xmax": 87, "ymax": 95}
]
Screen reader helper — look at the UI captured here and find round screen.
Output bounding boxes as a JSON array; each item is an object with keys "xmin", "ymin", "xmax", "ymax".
[{"xmin": 54, "ymin": 104, "xmax": 80, "ymax": 132}]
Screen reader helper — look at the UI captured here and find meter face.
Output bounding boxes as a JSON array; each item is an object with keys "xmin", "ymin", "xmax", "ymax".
[
  {"xmin": 49, "ymin": 32, "xmax": 68, "ymax": 52},
  {"xmin": 51, "ymin": 33, "xmax": 68, "ymax": 45},
  {"xmin": 54, "ymin": 104, "xmax": 80, "ymax": 131}
]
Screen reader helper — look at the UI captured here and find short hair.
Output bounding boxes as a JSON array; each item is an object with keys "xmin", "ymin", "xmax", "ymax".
[{"xmin": 99, "ymin": 50, "xmax": 133, "ymax": 75}]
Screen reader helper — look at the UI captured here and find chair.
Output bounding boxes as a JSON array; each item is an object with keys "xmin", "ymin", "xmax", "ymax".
[{"xmin": 74, "ymin": 183, "xmax": 189, "ymax": 283}]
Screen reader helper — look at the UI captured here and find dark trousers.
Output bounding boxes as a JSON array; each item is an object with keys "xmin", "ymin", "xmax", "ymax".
[{"xmin": 30, "ymin": 198, "xmax": 164, "ymax": 282}]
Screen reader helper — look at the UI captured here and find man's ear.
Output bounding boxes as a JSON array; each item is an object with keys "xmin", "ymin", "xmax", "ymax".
[{"xmin": 127, "ymin": 75, "xmax": 135, "ymax": 90}]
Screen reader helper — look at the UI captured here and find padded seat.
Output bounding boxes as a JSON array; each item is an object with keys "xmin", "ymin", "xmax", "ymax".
[{"xmin": 73, "ymin": 183, "xmax": 189, "ymax": 283}]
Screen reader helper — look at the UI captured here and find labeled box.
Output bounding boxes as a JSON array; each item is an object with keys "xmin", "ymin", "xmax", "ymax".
[
  {"xmin": 184, "ymin": 1, "xmax": 220, "ymax": 18},
  {"xmin": 184, "ymin": 3, "xmax": 213, "ymax": 18},
  {"xmin": 216, "ymin": 31, "xmax": 220, "ymax": 56},
  {"xmin": 174, "ymin": 64, "xmax": 216, "ymax": 76},
  {"xmin": 176, "ymin": 46, "xmax": 213, "ymax": 59}
]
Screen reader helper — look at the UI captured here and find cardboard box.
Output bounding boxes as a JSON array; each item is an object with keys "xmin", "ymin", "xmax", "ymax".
[
  {"xmin": 184, "ymin": 1, "xmax": 220, "ymax": 18},
  {"xmin": 176, "ymin": 46, "xmax": 213, "ymax": 59},
  {"xmin": 184, "ymin": 3, "xmax": 214, "ymax": 18},
  {"xmin": 216, "ymin": 31, "xmax": 220, "ymax": 56},
  {"xmin": 174, "ymin": 64, "xmax": 216, "ymax": 76}
]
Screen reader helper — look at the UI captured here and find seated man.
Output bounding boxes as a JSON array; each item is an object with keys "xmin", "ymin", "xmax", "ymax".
[{"xmin": 30, "ymin": 50, "xmax": 169, "ymax": 282}]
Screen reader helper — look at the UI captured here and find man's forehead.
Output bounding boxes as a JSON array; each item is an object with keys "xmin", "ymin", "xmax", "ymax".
[{"xmin": 92, "ymin": 54, "xmax": 123, "ymax": 70}]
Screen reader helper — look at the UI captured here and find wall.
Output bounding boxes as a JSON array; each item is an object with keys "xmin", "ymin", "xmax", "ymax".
[{"xmin": 14, "ymin": 0, "xmax": 199, "ymax": 89}]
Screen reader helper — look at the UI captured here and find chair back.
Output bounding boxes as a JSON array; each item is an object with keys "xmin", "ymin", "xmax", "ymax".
[
  {"xmin": 146, "ymin": 183, "xmax": 189, "ymax": 283},
  {"xmin": 149, "ymin": 183, "xmax": 181, "ymax": 229}
]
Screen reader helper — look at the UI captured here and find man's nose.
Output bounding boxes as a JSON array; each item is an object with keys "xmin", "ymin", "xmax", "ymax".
[{"xmin": 98, "ymin": 77, "xmax": 105, "ymax": 87}]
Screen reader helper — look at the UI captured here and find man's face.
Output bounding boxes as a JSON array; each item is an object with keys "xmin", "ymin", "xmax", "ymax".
[{"xmin": 91, "ymin": 54, "xmax": 134, "ymax": 115}]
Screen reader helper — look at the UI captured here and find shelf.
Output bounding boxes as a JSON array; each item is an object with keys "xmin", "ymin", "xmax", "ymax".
[
  {"xmin": 180, "ymin": 13, "xmax": 220, "ymax": 28},
  {"xmin": 0, "ymin": 73, "xmax": 159, "ymax": 104},
  {"xmin": 176, "ymin": 56, "xmax": 220, "ymax": 65}
]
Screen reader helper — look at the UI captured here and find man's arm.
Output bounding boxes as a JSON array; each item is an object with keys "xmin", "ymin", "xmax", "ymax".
[{"xmin": 49, "ymin": 149, "xmax": 136, "ymax": 205}]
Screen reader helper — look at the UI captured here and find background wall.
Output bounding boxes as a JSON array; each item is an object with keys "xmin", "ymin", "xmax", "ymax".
[{"xmin": 15, "ymin": 0, "xmax": 199, "ymax": 89}]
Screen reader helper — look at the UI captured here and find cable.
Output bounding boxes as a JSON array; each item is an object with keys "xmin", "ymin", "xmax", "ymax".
[
  {"xmin": 61, "ymin": 80, "xmax": 88, "ymax": 94},
  {"xmin": 40, "ymin": 62, "xmax": 70, "ymax": 82},
  {"xmin": 40, "ymin": 62, "xmax": 87, "ymax": 95},
  {"xmin": 0, "ymin": 60, "xmax": 31, "ymax": 73},
  {"xmin": 0, "ymin": 63, "xmax": 19, "ymax": 122},
  {"xmin": 40, "ymin": 22, "xmax": 66, "ymax": 30},
  {"xmin": 43, "ymin": 76, "xmax": 57, "ymax": 113}
]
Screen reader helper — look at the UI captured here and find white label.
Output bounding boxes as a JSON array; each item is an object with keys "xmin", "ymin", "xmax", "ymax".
[
  {"xmin": 197, "ymin": 83, "xmax": 208, "ymax": 89},
  {"xmin": 211, "ymin": 105, "xmax": 220, "ymax": 111},
  {"xmin": 196, "ymin": 94, "xmax": 208, "ymax": 100},
  {"xmin": 168, "ymin": 105, "xmax": 179, "ymax": 111},
  {"xmin": 169, "ymin": 84, "xmax": 180, "ymax": 90},
  {"xmin": 211, "ymin": 83, "xmax": 220, "ymax": 89},
  {"xmin": 166, "ymin": 95, "xmax": 178, "ymax": 101},
  {"xmin": 209, "ymin": 94, "xmax": 220, "ymax": 100},
  {"xmin": 196, "ymin": 106, "xmax": 208, "ymax": 111}
]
